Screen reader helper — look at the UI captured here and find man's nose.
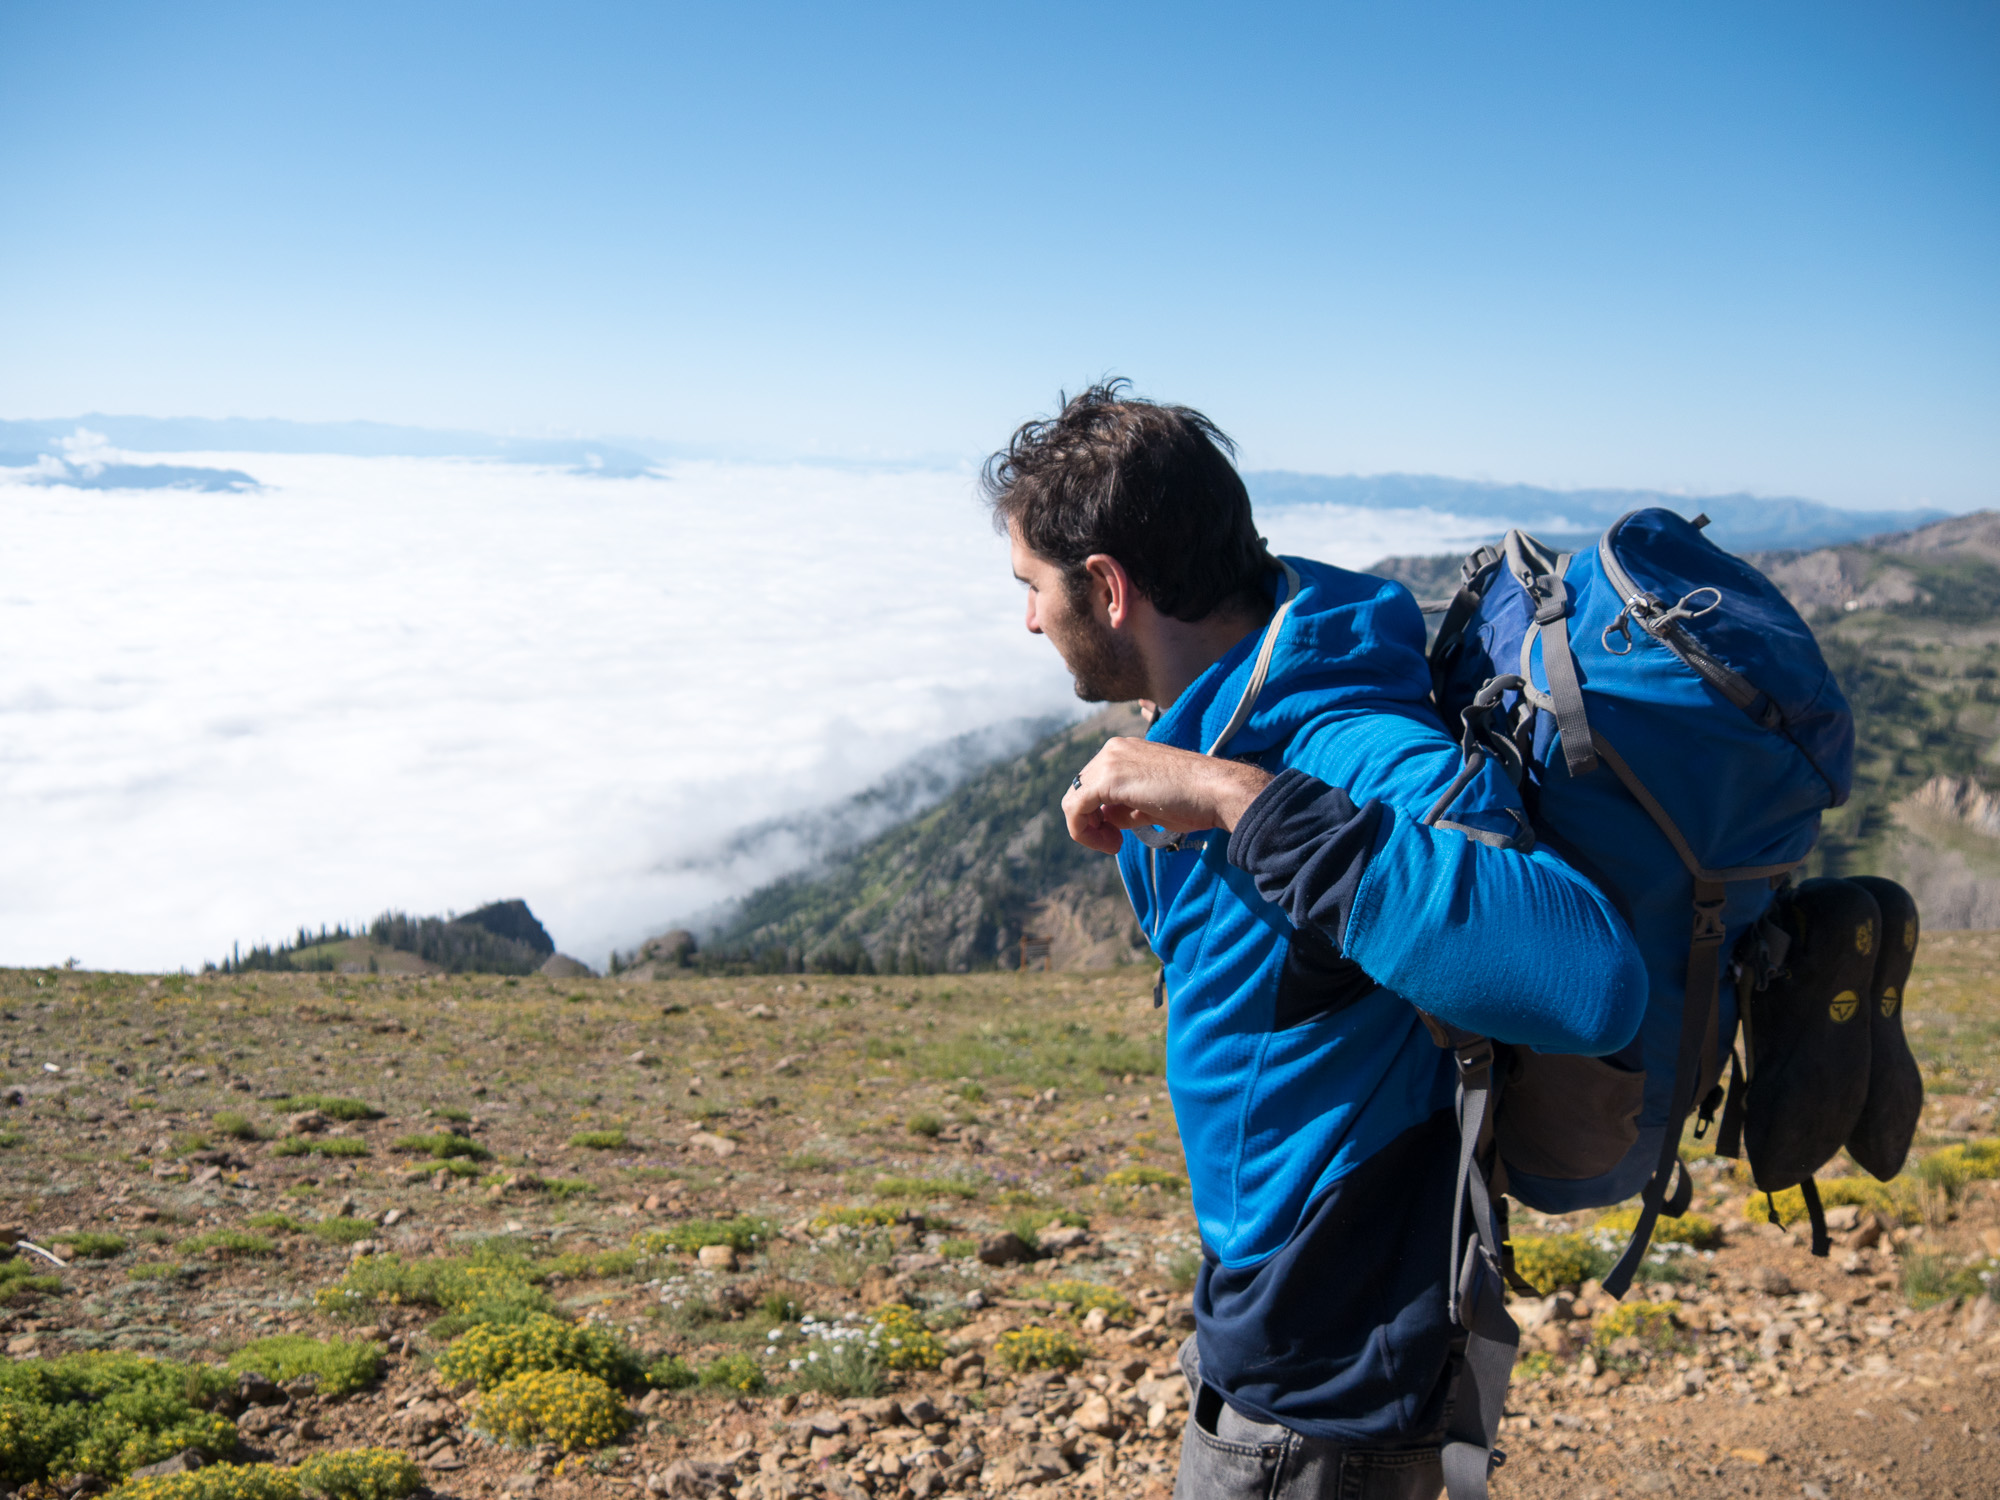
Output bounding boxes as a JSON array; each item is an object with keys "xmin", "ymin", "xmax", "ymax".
[{"xmin": 1024, "ymin": 595, "xmax": 1042, "ymax": 635}]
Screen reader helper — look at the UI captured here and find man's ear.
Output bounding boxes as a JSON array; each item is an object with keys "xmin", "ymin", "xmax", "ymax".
[{"xmin": 1082, "ymin": 554, "xmax": 1138, "ymax": 628}]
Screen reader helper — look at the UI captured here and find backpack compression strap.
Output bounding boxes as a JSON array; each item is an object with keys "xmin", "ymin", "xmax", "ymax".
[
  {"xmin": 1504, "ymin": 530, "xmax": 1600, "ymax": 780},
  {"xmin": 1591, "ymin": 733, "xmax": 1807, "ymax": 1297},
  {"xmin": 1415, "ymin": 1018, "xmax": 1521, "ymax": 1500}
]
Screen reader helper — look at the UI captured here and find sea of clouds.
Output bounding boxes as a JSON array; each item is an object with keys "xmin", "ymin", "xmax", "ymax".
[{"xmin": 0, "ymin": 450, "xmax": 1498, "ymax": 971}]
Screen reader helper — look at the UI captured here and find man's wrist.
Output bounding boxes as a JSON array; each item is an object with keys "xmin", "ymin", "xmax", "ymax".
[{"xmin": 1211, "ymin": 760, "xmax": 1274, "ymax": 832}]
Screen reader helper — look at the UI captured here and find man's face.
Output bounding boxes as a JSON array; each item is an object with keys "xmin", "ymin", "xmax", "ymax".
[{"xmin": 1009, "ymin": 524, "xmax": 1145, "ymax": 703}]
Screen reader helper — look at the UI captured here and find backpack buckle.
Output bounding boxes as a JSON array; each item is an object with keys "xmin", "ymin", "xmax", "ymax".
[{"xmin": 1531, "ymin": 581, "xmax": 1568, "ymax": 626}]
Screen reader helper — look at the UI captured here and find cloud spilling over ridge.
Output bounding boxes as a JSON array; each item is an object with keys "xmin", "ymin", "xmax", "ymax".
[{"xmin": 0, "ymin": 452, "xmax": 1503, "ymax": 972}]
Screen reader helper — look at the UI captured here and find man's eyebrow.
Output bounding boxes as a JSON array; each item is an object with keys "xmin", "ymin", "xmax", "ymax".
[{"xmin": 1012, "ymin": 571, "xmax": 1031, "ymax": 585}]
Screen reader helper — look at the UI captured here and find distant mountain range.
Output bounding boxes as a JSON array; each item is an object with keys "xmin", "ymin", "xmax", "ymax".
[
  {"xmin": 1244, "ymin": 471, "xmax": 1950, "ymax": 554},
  {"xmin": 0, "ymin": 417, "xmax": 1963, "ymax": 557},
  {"xmin": 691, "ymin": 509, "xmax": 2000, "ymax": 971}
]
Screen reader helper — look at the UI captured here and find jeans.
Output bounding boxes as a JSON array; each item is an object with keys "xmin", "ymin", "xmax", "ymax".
[{"xmin": 1173, "ymin": 1337, "xmax": 1444, "ymax": 1500}]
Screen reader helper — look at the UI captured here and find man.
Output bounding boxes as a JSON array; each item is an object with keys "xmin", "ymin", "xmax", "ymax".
[{"xmin": 987, "ymin": 384, "xmax": 1647, "ymax": 1500}]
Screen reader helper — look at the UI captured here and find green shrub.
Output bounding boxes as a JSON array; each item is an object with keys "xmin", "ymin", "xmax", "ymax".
[
  {"xmin": 272, "ymin": 1137, "xmax": 369, "ymax": 1160},
  {"xmin": 1592, "ymin": 1207, "xmax": 1723, "ymax": 1251},
  {"xmin": 270, "ymin": 1098, "xmax": 380, "ymax": 1121},
  {"xmin": 807, "ymin": 1205, "xmax": 899, "ymax": 1233},
  {"xmin": 1917, "ymin": 1140, "xmax": 2000, "ymax": 1197},
  {"xmin": 643, "ymin": 1355, "xmax": 697, "ymax": 1391},
  {"xmin": 111, "ymin": 1448, "xmax": 425, "ymax": 1500},
  {"xmin": 309, "ymin": 1219, "xmax": 377, "ymax": 1246},
  {"xmin": 0, "ymin": 1260, "xmax": 61, "ymax": 1300},
  {"xmin": 994, "ymin": 1326, "xmax": 1089, "ymax": 1372},
  {"xmin": 1023, "ymin": 1280, "xmax": 1135, "ymax": 1321},
  {"xmin": 314, "ymin": 1245, "xmax": 552, "ymax": 1328},
  {"xmin": 1510, "ymin": 1234, "xmax": 1611, "ymax": 1295},
  {"xmin": 212, "ymin": 1113, "xmax": 263, "ymax": 1142},
  {"xmin": 788, "ymin": 1337, "xmax": 881, "ymax": 1399},
  {"xmin": 1590, "ymin": 1302, "xmax": 1688, "ymax": 1371},
  {"xmin": 567, "ymin": 1130, "xmax": 628, "ymax": 1151},
  {"xmin": 938, "ymin": 1238, "xmax": 977, "ymax": 1260},
  {"xmin": 391, "ymin": 1133, "xmax": 488, "ymax": 1161},
  {"xmin": 869, "ymin": 1304, "xmax": 945, "ymax": 1372},
  {"xmin": 176, "ymin": 1230, "xmax": 275, "ymax": 1260},
  {"xmin": 0, "ymin": 1130, "xmax": 21, "ymax": 1149},
  {"xmin": 472, "ymin": 1369, "xmax": 629, "ymax": 1451},
  {"xmin": 906, "ymin": 1113, "xmax": 943, "ymax": 1138},
  {"xmin": 1902, "ymin": 1250, "xmax": 2000, "ymax": 1309},
  {"xmin": 1101, "ymin": 1165, "xmax": 1187, "ymax": 1193},
  {"xmin": 246, "ymin": 1214, "xmax": 305, "ymax": 1235},
  {"xmin": 293, "ymin": 1448, "xmax": 422, "ymax": 1500},
  {"xmin": 697, "ymin": 1353, "xmax": 766, "ymax": 1394},
  {"xmin": 112, "ymin": 1459, "xmax": 301, "ymax": 1500},
  {"xmin": 125, "ymin": 1264, "xmax": 181, "ymax": 1283},
  {"xmin": 0, "ymin": 1351, "xmax": 234, "ymax": 1484},
  {"xmin": 1164, "ymin": 1248, "xmax": 1200, "ymax": 1291},
  {"xmin": 430, "ymin": 1108, "xmax": 472, "ymax": 1124},
  {"xmin": 61, "ymin": 1233, "xmax": 128, "ymax": 1260},
  {"xmin": 1744, "ymin": 1174, "xmax": 1920, "ymax": 1228},
  {"xmin": 872, "ymin": 1175, "xmax": 980, "ymax": 1202},
  {"xmin": 633, "ymin": 1218, "xmax": 770, "ymax": 1254},
  {"xmin": 434, "ymin": 1316, "xmax": 644, "ymax": 1394},
  {"xmin": 1002, "ymin": 1208, "xmax": 1089, "ymax": 1245},
  {"xmin": 226, "ymin": 1336, "xmax": 384, "ymax": 1398}
]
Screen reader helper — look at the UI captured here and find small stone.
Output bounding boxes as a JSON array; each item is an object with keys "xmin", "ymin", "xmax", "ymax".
[
  {"xmin": 687, "ymin": 1130, "xmax": 737, "ymax": 1158},
  {"xmin": 6, "ymin": 1333, "xmax": 39, "ymax": 1355},
  {"xmin": 1038, "ymin": 1224, "xmax": 1091, "ymax": 1252},
  {"xmin": 643, "ymin": 1194, "xmax": 662, "ymax": 1212},
  {"xmin": 1080, "ymin": 1306, "xmax": 1108, "ymax": 1335},
  {"xmin": 128, "ymin": 1451, "xmax": 208, "ymax": 1480},
  {"xmin": 381, "ymin": 1208, "xmax": 404, "ymax": 1227},
  {"xmin": 1073, "ymin": 1393, "xmax": 1117, "ymax": 1435},
  {"xmin": 977, "ymin": 1231, "xmax": 1035, "ymax": 1266},
  {"xmin": 629, "ymin": 1050, "xmax": 657, "ymax": 1066},
  {"xmin": 698, "ymin": 1243, "xmax": 737, "ymax": 1271},
  {"xmin": 287, "ymin": 1110, "xmax": 329, "ymax": 1134}
]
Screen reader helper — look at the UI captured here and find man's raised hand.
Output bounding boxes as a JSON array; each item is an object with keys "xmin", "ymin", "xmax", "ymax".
[{"xmin": 1061, "ymin": 737, "xmax": 1274, "ymax": 855}]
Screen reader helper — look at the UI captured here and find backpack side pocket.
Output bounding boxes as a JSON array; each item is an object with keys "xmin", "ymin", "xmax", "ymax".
[{"xmin": 1495, "ymin": 1050, "xmax": 1645, "ymax": 1182}]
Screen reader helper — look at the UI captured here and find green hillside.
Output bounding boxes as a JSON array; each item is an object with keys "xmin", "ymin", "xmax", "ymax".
[{"xmin": 702, "ymin": 705, "xmax": 1149, "ymax": 973}]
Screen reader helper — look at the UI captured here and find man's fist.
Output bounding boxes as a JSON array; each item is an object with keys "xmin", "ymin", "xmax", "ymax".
[{"xmin": 1061, "ymin": 738, "xmax": 1274, "ymax": 855}]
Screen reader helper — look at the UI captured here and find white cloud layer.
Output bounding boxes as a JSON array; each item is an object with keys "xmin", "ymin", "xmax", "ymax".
[{"xmin": 0, "ymin": 454, "xmax": 1493, "ymax": 971}]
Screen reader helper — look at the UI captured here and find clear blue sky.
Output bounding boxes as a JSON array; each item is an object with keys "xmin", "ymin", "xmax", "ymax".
[{"xmin": 1, "ymin": 2, "xmax": 1993, "ymax": 507}]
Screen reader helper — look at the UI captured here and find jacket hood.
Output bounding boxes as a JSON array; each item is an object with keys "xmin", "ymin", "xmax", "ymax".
[{"xmin": 1148, "ymin": 557, "xmax": 1440, "ymax": 758}]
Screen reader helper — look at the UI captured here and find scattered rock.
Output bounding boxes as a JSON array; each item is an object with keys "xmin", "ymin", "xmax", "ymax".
[
  {"xmin": 697, "ymin": 1243, "xmax": 737, "ymax": 1271},
  {"xmin": 1039, "ymin": 1223, "xmax": 1091, "ymax": 1252},
  {"xmin": 286, "ymin": 1110, "xmax": 329, "ymax": 1134},
  {"xmin": 977, "ymin": 1231, "xmax": 1035, "ymax": 1266},
  {"xmin": 687, "ymin": 1130, "xmax": 737, "ymax": 1158},
  {"xmin": 127, "ymin": 1452, "xmax": 208, "ymax": 1480}
]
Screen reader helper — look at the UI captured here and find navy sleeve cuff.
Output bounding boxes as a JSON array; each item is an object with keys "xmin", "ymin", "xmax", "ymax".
[{"xmin": 1227, "ymin": 768, "xmax": 1387, "ymax": 952}]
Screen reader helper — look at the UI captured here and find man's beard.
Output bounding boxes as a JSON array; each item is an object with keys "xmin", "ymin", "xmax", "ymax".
[{"xmin": 1052, "ymin": 611, "xmax": 1146, "ymax": 704}]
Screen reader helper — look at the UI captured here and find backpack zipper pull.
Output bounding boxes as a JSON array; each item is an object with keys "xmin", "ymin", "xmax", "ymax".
[{"xmin": 1153, "ymin": 970, "xmax": 1166, "ymax": 1009}]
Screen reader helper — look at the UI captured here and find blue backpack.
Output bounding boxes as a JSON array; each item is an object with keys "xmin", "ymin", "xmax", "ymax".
[{"xmin": 1429, "ymin": 509, "xmax": 1855, "ymax": 1292}]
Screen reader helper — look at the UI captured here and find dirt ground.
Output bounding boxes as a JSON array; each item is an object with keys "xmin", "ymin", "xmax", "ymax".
[{"xmin": 2, "ymin": 942, "xmax": 1997, "ymax": 1500}]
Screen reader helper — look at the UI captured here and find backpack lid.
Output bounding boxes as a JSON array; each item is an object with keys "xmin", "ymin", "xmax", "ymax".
[{"xmin": 1599, "ymin": 509, "xmax": 1854, "ymax": 807}]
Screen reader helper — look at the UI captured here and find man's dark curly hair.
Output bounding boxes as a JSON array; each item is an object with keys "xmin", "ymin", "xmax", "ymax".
[{"xmin": 984, "ymin": 380, "xmax": 1275, "ymax": 623}]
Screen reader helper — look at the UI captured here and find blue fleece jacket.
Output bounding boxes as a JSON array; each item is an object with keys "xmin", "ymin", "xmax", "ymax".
[{"xmin": 1117, "ymin": 557, "xmax": 1646, "ymax": 1443}]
